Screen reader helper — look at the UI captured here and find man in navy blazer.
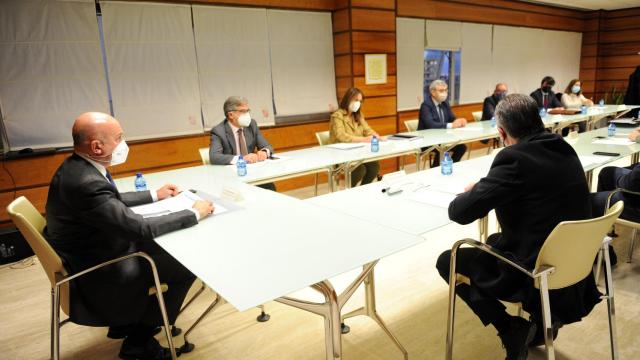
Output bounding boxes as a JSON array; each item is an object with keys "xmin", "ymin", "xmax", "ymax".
[{"xmin": 418, "ymin": 79, "xmax": 467, "ymax": 166}]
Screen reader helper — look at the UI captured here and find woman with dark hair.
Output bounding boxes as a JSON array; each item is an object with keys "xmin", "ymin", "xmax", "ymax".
[
  {"xmin": 329, "ymin": 87, "xmax": 383, "ymax": 186},
  {"xmin": 561, "ymin": 79, "xmax": 594, "ymax": 109}
]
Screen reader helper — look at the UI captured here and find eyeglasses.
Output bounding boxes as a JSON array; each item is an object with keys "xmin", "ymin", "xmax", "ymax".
[{"xmin": 232, "ymin": 108, "xmax": 251, "ymax": 114}]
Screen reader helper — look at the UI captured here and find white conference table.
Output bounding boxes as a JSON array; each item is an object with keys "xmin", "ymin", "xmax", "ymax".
[
  {"xmin": 116, "ymin": 166, "xmax": 424, "ymax": 360},
  {"xmin": 307, "ymin": 126, "xmax": 640, "ymax": 240},
  {"xmin": 207, "ymin": 105, "xmax": 637, "ymax": 190}
]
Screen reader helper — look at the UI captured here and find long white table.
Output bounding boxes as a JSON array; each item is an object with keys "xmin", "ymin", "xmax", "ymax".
[
  {"xmin": 116, "ymin": 167, "xmax": 424, "ymax": 360},
  {"xmin": 206, "ymin": 105, "xmax": 638, "ymax": 190}
]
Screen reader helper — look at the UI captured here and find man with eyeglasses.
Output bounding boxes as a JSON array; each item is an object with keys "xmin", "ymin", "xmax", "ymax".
[{"xmin": 209, "ymin": 96, "xmax": 276, "ymax": 191}]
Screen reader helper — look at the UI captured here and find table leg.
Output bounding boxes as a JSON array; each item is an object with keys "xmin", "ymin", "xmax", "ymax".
[
  {"xmin": 478, "ymin": 216, "xmax": 489, "ymax": 243},
  {"xmin": 585, "ymin": 170, "xmax": 594, "ymax": 191},
  {"xmin": 276, "ymin": 261, "xmax": 405, "ymax": 360},
  {"xmin": 341, "ymin": 268, "xmax": 409, "ymax": 360},
  {"xmin": 631, "ymin": 152, "xmax": 639, "ymax": 166}
]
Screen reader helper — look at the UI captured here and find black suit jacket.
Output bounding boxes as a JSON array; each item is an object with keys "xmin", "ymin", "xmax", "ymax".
[
  {"xmin": 530, "ymin": 88, "xmax": 563, "ymax": 109},
  {"xmin": 481, "ymin": 95, "xmax": 500, "ymax": 120},
  {"xmin": 624, "ymin": 66, "xmax": 640, "ymax": 118},
  {"xmin": 418, "ymin": 98, "xmax": 456, "ymax": 130},
  {"xmin": 44, "ymin": 154, "xmax": 197, "ymax": 325},
  {"xmin": 209, "ymin": 118, "xmax": 274, "ymax": 165},
  {"xmin": 449, "ymin": 132, "xmax": 600, "ymax": 324}
]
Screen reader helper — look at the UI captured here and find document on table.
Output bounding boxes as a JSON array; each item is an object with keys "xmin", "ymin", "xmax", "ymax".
[
  {"xmin": 579, "ymin": 155, "xmax": 612, "ymax": 168},
  {"xmin": 592, "ymin": 138, "xmax": 635, "ymax": 146},
  {"xmin": 326, "ymin": 143, "xmax": 366, "ymax": 150},
  {"xmin": 130, "ymin": 190, "xmax": 229, "ymax": 217},
  {"xmin": 406, "ymin": 189, "xmax": 457, "ymax": 208}
]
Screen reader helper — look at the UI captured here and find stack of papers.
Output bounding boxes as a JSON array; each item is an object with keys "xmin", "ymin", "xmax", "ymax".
[
  {"xmin": 406, "ymin": 189, "xmax": 457, "ymax": 208},
  {"xmin": 130, "ymin": 191, "xmax": 228, "ymax": 217}
]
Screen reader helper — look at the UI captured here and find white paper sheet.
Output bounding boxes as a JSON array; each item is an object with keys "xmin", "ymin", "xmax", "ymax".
[
  {"xmin": 130, "ymin": 191, "xmax": 228, "ymax": 217},
  {"xmin": 452, "ymin": 127, "xmax": 483, "ymax": 132},
  {"xmin": 326, "ymin": 143, "xmax": 366, "ymax": 150},
  {"xmin": 578, "ymin": 155, "xmax": 613, "ymax": 168},
  {"xmin": 592, "ymin": 138, "xmax": 635, "ymax": 146},
  {"xmin": 406, "ymin": 189, "xmax": 457, "ymax": 208}
]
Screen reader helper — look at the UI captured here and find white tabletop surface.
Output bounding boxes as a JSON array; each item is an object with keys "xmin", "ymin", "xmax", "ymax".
[{"xmin": 116, "ymin": 166, "xmax": 425, "ymax": 312}]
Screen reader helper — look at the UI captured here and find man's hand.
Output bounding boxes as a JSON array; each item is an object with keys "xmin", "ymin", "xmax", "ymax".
[
  {"xmin": 243, "ymin": 153, "xmax": 259, "ymax": 163},
  {"xmin": 156, "ymin": 183, "xmax": 179, "ymax": 200},
  {"xmin": 629, "ymin": 128, "xmax": 640, "ymax": 142},
  {"xmin": 257, "ymin": 150, "xmax": 268, "ymax": 161},
  {"xmin": 463, "ymin": 182, "xmax": 476, "ymax": 193},
  {"xmin": 193, "ymin": 200, "xmax": 214, "ymax": 219},
  {"xmin": 452, "ymin": 118, "xmax": 467, "ymax": 128}
]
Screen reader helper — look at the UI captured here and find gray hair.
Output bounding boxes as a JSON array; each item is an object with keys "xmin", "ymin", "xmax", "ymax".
[
  {"xmin": 429, "ymin": 79, "xmax": 448, "ymax": 92},
  {"xmin": 495, "ymin": 94, "xmax": 544, "ymax": 139},
  {"xmin": 223, "ymin": 96, "xmax": 249, "ymax": 116}
]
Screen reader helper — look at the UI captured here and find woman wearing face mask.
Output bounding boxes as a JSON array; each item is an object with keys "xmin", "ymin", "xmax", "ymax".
[
  {"xmin": 561, "ymin": 79, "xmax": 594, "ymax": 109},
  {"xmin": 329, "ymin": 87, "xmax": 384, "ymax": 186},
  {"xmin": 561, "ymin": 79, "xmax": 593, "ymax": 133}
]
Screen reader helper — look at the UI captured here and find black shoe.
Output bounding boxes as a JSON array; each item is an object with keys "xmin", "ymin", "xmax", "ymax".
[
  {"xmin": 119, "ymin": 336, "xmax": 177, "ymax": 360},
  {"xmin": 529, "ymin": 320, "xmax": 561, "ymax": 347},
  {"xmin": 110, "ymin": 325, "xmax": 182, "ymax": 339},
  {"xmin": 108, "ymin": 324, "xmax": 134, "ymax": 339},
  {"xmin": 498, "ymin": 317, "xmax": 537, "ymax": 360}
]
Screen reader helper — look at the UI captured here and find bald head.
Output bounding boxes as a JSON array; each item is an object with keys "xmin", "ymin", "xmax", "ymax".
[
  {"xmin": 72, "ymin": 112, "xmax": 124, "ymax": 160},
  {"xmin": 494, "ymin": 83, "xmax": 508, "ymax": 93}
]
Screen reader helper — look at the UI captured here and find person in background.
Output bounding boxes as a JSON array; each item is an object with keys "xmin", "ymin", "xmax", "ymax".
[
  {"xmin": 418, "ymin": 79, "xmax": 467, "ymax": 166},
  {"xmin": 209, "ymin": 96, "xmax": 276, "ymax": 191},
  {"xmin": 561, "ymin": 79, "xmax": 593, "ymax": 133},
  {"xmin": 481, "ymin": 83, "xmax": 508, "ymax": 120},
  {"xmin": 436, "ymin": 94, "xmax": 600, "ymax": 360},
  {"xmin": 45, "ymin": 112, "xmax": 213, "ymax": 360},
  {"xmin": 329, "ymin": 87, "xmax": 383, "ymax": 186},
  {"xmin": 530, "ymin": 76, "xmax": 563, "ymax": 110}
]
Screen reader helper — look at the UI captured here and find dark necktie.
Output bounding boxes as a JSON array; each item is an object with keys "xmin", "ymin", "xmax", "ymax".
[
  {"xmin": 437, "ymin": 104, "xmax": 445, "ymax": 124},
  {"xmin": 237, "ymin": 128, "xmax": 248, "ymax": 156},
  {"xmin": 105, "ymin": 171, "xmax": 117, "ymax": 189},
  {"xmin": 543, "ymin": 94, "xmax": 549, "ymax": 109}
]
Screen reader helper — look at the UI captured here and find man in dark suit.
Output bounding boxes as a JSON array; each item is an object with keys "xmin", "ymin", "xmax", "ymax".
[
  {"xmin": 209, "ymin": 96, "xmax": 276, "ymax": 191},
  {"xmin": 44, "ymin": 112, "xmax": 213, "ymax": 360},
  {"xmin": 530, "ymin": 75, "xmax": 563, "ymax": 110},
  {"xmin": 624, "ymin": 66, "xmax": 640, "ymax": 118},
  {"xmin": 481, "ymin": 83, "xmax": 508, "ymax": 120},
  {"xmin": 418, "ymin": 79, "xmax": 467, "ymax": 166},
  {"xmin": 436, "ymin": 94, "xmax": 601, "ymax": 360}
]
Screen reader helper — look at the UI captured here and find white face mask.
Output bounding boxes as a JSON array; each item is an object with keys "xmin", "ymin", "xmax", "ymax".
[
  {"xmin": 108, "ymin": 140, "xmax": 129, "ymax": 166},
  {"xmin": 237, "ymin": 112, "xmax": 251, "ymax": 127},
  {"xmin": 349, "ymin": 101, "xmax": 361, "ymax": 113},
  {"xmin": 571, "ymin": 85, "xmax": 581, "ymax": 94},
  {"xmin": 436, "ymin": 92, "xmax": 448, "ymax": 103}
]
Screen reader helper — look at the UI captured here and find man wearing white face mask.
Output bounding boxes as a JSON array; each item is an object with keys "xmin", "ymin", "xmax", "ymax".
[
  {"xmin": 418, "ymin": 79, "xmax": 468, "ymax": 166},
  {"xmin": 44, "ymin": 112, "xmax": 213, "ymax": 360},
  {"xmin": 209, "ymin": 96, "xmax": 276, "ymax": 190}
]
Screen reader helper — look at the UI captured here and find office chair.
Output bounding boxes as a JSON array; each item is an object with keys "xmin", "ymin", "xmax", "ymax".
[
  {"xmin": 446, "ymin": 201, "xmax": 623, "ymax": 360},
  {"xmin": 7, "ymin": 196, "xmax": 179, "ymax": 360}
]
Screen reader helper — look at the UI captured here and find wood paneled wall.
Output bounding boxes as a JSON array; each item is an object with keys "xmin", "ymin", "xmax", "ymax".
[{"xmin": 580, "ymin": 8, "xmax": 640, "ymax": 101}]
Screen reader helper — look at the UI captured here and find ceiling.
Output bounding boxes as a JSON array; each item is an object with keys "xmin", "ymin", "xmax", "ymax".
[{"xmin": 524, "ymin": 0, "xmax": 640, "ymax": 11}]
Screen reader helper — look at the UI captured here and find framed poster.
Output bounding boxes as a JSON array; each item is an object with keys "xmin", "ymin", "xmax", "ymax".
[{"xmin": 365, "ymin": 54, "xmax": 387, "ymax": 85}]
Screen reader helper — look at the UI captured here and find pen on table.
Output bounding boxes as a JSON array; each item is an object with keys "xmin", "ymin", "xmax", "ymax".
[
  {"xmin": 381, "ymin": 186, "xmax": 403, "ymax": 195},
  {"xmin": 412, "ymin": 184, "xmax": 431, "ymax": 192}
]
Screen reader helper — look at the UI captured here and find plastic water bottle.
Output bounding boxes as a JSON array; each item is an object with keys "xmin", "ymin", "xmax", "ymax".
[
  {"xmin": 599, "ymin": 99, "xmax": 605, "ymax": 107},
  {"xmin": 580, "ymin": 105, "xmax": 587, "ymax": 115},
  {"xmin": 490, "ymin": 116, "xmax": 496, "ymax": 127},
  {"xmin": 608, "ymin": 123, "xmax": 616, "ymax": 137},
  {"xmin": 441, "ymin": 151, "xmax": 453, "ymax": 175},
  {"xmin": 371, "ymin": 135, "xmax": 379, "ymax": 152},
  {"xmin": 134, "ymin": 173, "xmax": 147, "ymax": 191},
  {"xmin": 539, "ymin": 108, "xmax": 547, "ymax": 118},
  {"xmin": 236, "ymin": 155, "xmax": 247, "ymax": 176}
]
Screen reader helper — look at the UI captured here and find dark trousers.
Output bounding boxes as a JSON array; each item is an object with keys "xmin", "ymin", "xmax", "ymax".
[
  {"xmin": 431, "ymin": 144, "xmax": 467, "ymax": 167},
  {"xmin": 591, "ymin": 165, "xmax": 640, "ymax": 221},
  {"xmin": 137, "ymin": 241, "xmax": 196, "ymax": 326},
  {"xmin": 436, "ymin": 248, "xmax": 508, "ymax": 327},
  {"xmin": 351, "ymin": 161, "xmax": 380, "ymax": 186}
]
